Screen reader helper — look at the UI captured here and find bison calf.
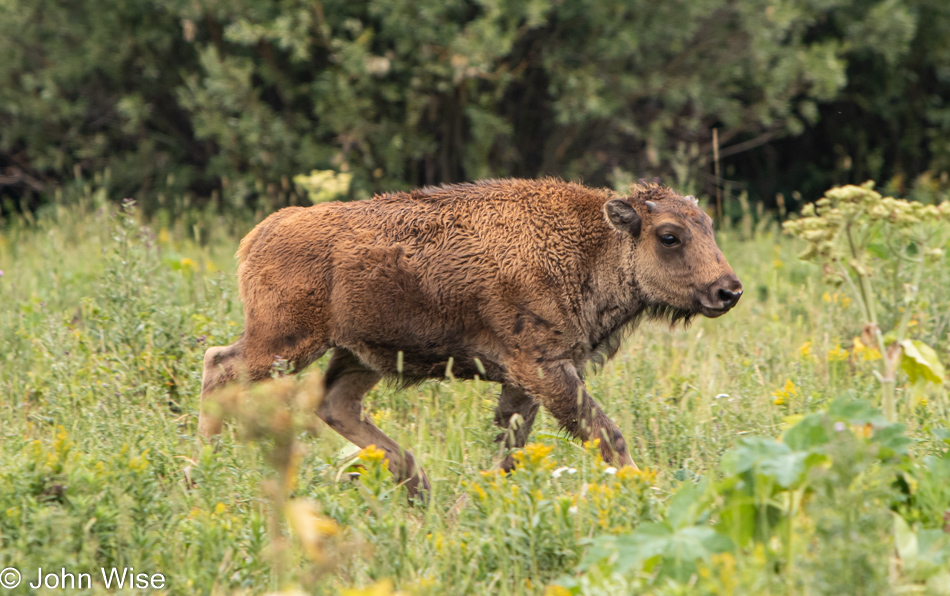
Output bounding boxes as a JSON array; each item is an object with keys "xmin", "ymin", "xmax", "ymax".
[{"xmin": 199, "ymin": 179, "xmax": 742, "ymax": 499}]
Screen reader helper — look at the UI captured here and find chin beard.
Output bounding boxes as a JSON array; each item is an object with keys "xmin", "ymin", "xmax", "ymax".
[{"xmin": 643, "ymin": 302, "xmax": 696, "ymax": 327}]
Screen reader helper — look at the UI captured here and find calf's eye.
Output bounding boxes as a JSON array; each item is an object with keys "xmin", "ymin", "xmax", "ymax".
[{"xmin": 660, "ymin": 234, "xmax": 680, "ymax": 247}]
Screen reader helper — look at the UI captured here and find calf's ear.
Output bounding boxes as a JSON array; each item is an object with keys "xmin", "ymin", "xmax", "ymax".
[{"xmin": 605, "ymin": 199, "xmax": 641, "ymax": 237}]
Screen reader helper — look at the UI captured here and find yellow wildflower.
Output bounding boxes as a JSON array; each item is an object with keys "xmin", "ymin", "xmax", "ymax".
[
  {"xmin": 128, "ymin": 449, "xmax": 149, "ymax": 472},
  {"xmin": 285, "ymin": 499, "xmax": 341, "ymax": 563},
  {"xmin": 582, "ymin": 438, "xmax": 601, "ymax": 450},
  {"xmin": 713, "ymin": 552, "xmax": 737, "ymax": 594},
  {"xmin": 772, "ymin": 379, "xmax": 798, "ymax": 406},
  {"xmin": 798, "ymin": 341, "xmax": 812, "ymax": 360},
  {"xmin": 369, "ymin": 408, "xmax": 391, "ymax": 424},
  {"xmin": 827, "ymin": 344, "xmax": 849, "ymax": 362},
  {"xmin": 472, "ymin": 484, "xmax": 487, "ymax": 501},
  {"xmin": 359, "ymin": 444, "xmax": 388, "ymax": 465},
  {"xmin": 823, "ymin": 292, "xmax": 851, "ymax": 307},
  {"xmin": 615, "ymin": 466, "xmax": 643, "ymax": 481},
  {"xmin": 340, "ymin": 579, "xmax": 398, "ymax": 596},
  {"xmin": 852, "ymin": 336, "xmax": 882, "ymax": 361},
  {"xmin": 515, "ymin": 442, "xmax": 554, "ymax": 469}
]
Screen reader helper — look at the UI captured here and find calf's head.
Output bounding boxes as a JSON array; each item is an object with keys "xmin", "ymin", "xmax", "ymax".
[{"xmin": 604, "ymin": 185, "xmax": 742, "ymax": 320}]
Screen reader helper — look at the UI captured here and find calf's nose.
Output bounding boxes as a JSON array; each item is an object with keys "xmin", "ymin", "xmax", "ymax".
[{"xmin": 708, "ymin": 274, "xmax": 743, "ymax": 310}]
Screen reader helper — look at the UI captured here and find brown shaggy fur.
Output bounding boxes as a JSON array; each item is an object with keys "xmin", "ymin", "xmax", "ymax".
[{"xmin": 199, "ymin": 178, "xmax": 742, "ymax": 498}]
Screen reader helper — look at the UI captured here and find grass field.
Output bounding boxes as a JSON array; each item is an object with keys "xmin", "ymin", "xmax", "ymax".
[{"xmin": 1, "ymin": 192, "xmax": 949, "ymax": 595}]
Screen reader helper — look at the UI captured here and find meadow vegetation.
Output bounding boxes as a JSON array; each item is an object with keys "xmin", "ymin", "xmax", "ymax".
[{"xmin": 1, "ymin": 183, "xmax": 949, "ymax": 594}]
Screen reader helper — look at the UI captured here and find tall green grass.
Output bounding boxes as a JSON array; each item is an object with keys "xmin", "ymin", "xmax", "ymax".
[{"xmin": 0, "ymin": 197, "xmax": 947, "ymax": 595}]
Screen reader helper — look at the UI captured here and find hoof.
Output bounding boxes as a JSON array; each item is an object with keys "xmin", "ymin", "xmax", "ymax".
[
  {"xmin": 182, "ymin": 464, "xmax": 197, "ymax": 489},
  {"xmin": 404, "ymin": 470, "xmax": 431, "ymax": 506},
  {"xmin": 494, "ymin": 453, "xmax": 517, "ymax": 474}
]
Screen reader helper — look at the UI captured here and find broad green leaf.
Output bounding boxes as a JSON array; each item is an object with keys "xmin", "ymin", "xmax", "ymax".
[
  {"xmin": 872, "ymin": 423, "xmax": 913, "ymax": 456},
  {"xmin": 721, "ymin": 437, "xmax": 792, "ymax": 477},
  {"xmin": 826, "ymin": 396, "xmax": 888, "ymax": 426},
  {"xmin": 893, "ymin": 513, "xmax": 918, "ymax": 561},
  {"xmin": 894, "ymin": 513, "xmax": 950, "ymax": 583},
  {"xmin": 716, "ymin": 497, "xmax": 756, "ymax": 548},
  {"xmin": 666, "ymin": 479, "xmax": 709, "ymax": 530},
  {"xmin": 579, "ymin": 522, "xmax": 734, "ymax": 583},
  {"xmin": 720, "ymin": 436, "xmax": 821, "ymax": 488},
  {"xmin": 899, "ymin": 339, "xmax": 946, "ymax": 385},
  {"xmin": 783, "ymin": 413, "xmax": 829, "ymax": 451},
  {"xmin": 658, "ymin": 525, "xmax": 733, "ymax": 583},
  {"xmin": 758, "ymin": 451, "xmax": 809, "ymax": 488},
  {"xmin": 916, "ymin": 529, "xmax": 950, "ymax": 568}
]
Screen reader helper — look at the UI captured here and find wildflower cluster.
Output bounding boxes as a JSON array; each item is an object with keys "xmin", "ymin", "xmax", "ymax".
[
  {"xmin": 783, "ymin": 182, "xmax": 950, "ymax": 266},
  {"xmin": 822, "ymin": 291, "xmax": 852, "ymax": 308},
  {"xmin": 446, "ymin": 442, "xmax": 658, "ymax": 586},
  {"xmin": 826, "ymin": 343, "xmax": 849, "ymax": 362},
  {"xmin": 851, "ymin": 336, "xmax": 882, "ymax": 361},
  {"xmin": 353, "ymin": 444, "xmax": 393, "ymax": 500},
  {"xmin": 772, "ymin": 379, "xmax": 798, "ymax": 406}
]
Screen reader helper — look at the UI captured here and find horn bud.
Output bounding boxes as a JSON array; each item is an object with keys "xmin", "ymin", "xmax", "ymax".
[{"xmin": 645, "ymin": 200, "xmax": 657, "ymax": 212}]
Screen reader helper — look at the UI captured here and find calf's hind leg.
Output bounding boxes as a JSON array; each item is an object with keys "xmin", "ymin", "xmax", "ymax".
[
  {"xmin": 198, "ymin": 338, "xmax": 254, "ymax": 440},
  {"xmin": 318, "ymin": 349, "xmax": 431, "ymax": 501},
  {"xmin": 198, "ymin": 331, "xmax": 329, "ymax": 441}
]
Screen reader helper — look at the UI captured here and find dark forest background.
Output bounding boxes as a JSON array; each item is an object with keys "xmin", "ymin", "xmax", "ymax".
[{"xmin": 2, "ymin": 0, "xmax": 949, "ymax": 216}]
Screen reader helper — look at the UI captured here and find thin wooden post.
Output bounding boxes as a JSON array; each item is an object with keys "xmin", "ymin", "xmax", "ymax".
[{"xmin": 712, "ymin": 128, "xmax": 722, "ymax": 223}]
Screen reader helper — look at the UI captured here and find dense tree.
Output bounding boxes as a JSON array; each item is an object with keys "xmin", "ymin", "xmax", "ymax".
[{"xmin": 0, "ymin": 0, "xmax": 947, "ymax": 211}]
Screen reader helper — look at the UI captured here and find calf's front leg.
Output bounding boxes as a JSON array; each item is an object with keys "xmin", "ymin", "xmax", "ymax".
[
  {"xmin": 507, "ymin": 358, "xmax": 637, "ymax": 470},
  {"xmin": 493, "ymin": 384, "xmax": 540, "ymax": 472}
]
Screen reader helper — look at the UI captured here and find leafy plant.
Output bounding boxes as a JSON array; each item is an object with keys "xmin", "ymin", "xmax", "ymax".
[
  {"xmin": 893, "ymin": 513, "xmax": 950, "ymax": 592},
  {"xmin": 783, "ymin": 182, "xmax": 950, "ymax": 421},
  {"xmin": 5, "ymin": 0, "xmax": 950, "ymax": 211},
  {"xmin": 563, "ymin": 481, "xmax": 731, "ymax": 587},
  {"xmin": 293, "ymin": 170, "xmax": 353, "ymax": 204},
  {"xmin": 553, "ymin": 397, "xmax": 944, "ymax": 594}
]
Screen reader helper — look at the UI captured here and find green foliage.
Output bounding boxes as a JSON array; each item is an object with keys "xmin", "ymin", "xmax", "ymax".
[
  {"xmin": 894, "ymin": 513, "xmax": 950, "ymax": 591},
  {"xmin": 3, "ymin": 0, "xmax": 950, "ymax": 209},
  {"xmin": 554, "ymin": 397, "xmax": 946, "ymax": 595},
  {"xmin": 294, "ymin": 170, "xmax": 354, "ymax": 204},
  {"xmin": 901, "ymin": 339, "xmax": 947, "ymax": 385},
  {"xmin": 565, "ymin": 481, "xmax": 732, "ymax": 586}
]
